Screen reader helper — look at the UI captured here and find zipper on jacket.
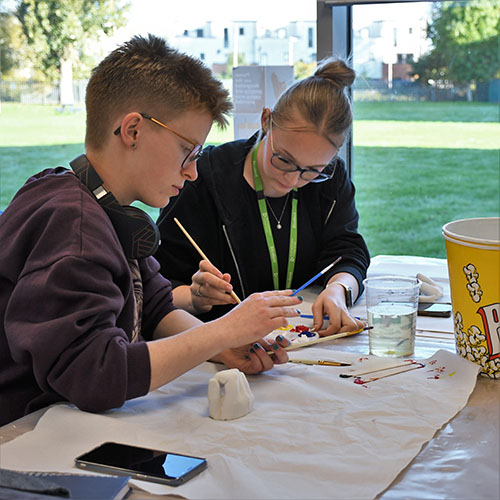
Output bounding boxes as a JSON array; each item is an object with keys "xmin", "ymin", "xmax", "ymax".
[
  {"xmin": 324, "ymin": 199, "xmax": 336, "ymax": 226},
  {"xmin": 222, "ymin": 224, "xmax": 247, "ymax": 299}
]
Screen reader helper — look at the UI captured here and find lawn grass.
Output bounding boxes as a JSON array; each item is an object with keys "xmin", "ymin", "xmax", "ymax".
[
  {"xmin": 0, "ymin": 103, "xmax": 86, "ymax": 146},
  {"xmin": 1, "ymin": 101, "xmax": 498, "ymax": 259},
  {"xmin": 353, "ymin": 101, "xmax": 499, "ymax": 123},
  {"xmin": 353, "ymin": 121, "xmax": 498, "ymax": 150},
  {"xmin": 351, "ymin": 101, "xmax": 499, "ymax": 257},
  {"xmin": 353, "ymin": 147, "xmax": 499, "ymax": 257}
]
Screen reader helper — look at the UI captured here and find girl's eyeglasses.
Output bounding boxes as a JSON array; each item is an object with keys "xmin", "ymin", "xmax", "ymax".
[{"xmin": 268, "ymin": 119, "xmax": 338, "ymax": 183}]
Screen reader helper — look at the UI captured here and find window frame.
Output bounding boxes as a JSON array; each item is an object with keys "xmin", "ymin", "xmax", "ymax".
[
  {"xmin": 316, "ymin": 0, "xmax": 441, "ymax": 177},
  {"xmin": 317, "ymin": 1, "xmax": 353, "ymax": 176}
]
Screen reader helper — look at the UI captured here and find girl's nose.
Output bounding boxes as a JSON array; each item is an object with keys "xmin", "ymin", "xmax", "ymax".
[{"xmin": 284, "ymin": 170, "xmax": 301, "ymax": 184}]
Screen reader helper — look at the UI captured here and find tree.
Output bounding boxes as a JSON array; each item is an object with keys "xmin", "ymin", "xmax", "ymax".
[
  {"xmin": 413, "ymin": 0, "xmax": 500, "ymax": 99},
  {"xmin": 222, "ymin": 52, "xmax": 247, "ymax": 79},
  {"xmin": 294, "ymin": 59, "xmax": 316, "ymax": 80},
  {"xmin": 16, "ymin": 0, "xmax": 130, "ymax": 103},
  {"xmin": 0, "ymin": 1, "xmax": 22, "ymax": 78}
]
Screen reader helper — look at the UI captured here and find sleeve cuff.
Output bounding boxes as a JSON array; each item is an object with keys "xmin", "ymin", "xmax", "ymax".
[{"xmin": 126, "ymin": 341, "xmax": 151, "ymax": 400}]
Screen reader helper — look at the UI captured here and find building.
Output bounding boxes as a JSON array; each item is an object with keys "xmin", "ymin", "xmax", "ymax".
[
  {"xmin": 354, "ymin": 14, "xmax": 430, "ymax": 82},
  {"xmin": 171, "ymin": 20, "xmax": 316, "ymax": 73}
]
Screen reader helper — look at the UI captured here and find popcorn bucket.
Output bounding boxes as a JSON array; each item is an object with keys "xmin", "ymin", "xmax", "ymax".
[{"xmin": 442, "ymin": 218, "xmax": 500, "ymax": 378}]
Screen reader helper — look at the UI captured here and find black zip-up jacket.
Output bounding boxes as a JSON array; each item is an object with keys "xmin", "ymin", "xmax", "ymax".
[{"xmin": 156, "ymin": 134, "xmax": 370, "ymax": 322}]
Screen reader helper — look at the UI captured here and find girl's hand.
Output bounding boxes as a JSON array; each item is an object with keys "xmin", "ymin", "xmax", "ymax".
[
  {"xmin": 311, "ymin": 285, "xmax": 364, "ymax": 336},
  {"xmin": 190, "ymin": 259, "xmax": 237, "ymax": 313}
]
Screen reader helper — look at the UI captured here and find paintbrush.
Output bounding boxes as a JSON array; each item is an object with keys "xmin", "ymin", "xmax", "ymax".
[
  {"xmin": 173, "ymin": 217, "xmax": 241, "ymax": 304},
  {"xmin": 289, "ymin": 358, "xmax": 352, "ymax": 367},
  {"xmin": 290, "ymin": 256, "xmax": 342, "ymax": 296}
]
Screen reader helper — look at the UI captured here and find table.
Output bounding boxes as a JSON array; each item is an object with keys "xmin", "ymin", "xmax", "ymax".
[{"xmin": 1, "ymin": 256, "xmax": 499, "ymax": 499}]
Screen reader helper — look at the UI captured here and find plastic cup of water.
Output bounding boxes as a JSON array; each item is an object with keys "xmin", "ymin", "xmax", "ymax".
[{"xmin": 363, "ymin": 276, "xmax": 421, "ymax": 357}]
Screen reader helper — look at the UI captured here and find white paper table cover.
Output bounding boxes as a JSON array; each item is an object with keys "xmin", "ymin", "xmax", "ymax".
[{"xmin": 0, "ymin": 349, "xmax": 479, "ymax": 499}]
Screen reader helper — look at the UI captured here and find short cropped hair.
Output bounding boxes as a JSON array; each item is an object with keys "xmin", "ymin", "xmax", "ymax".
[{"xmin": 85, "ymin": 34, "xmax": 232, "ymax": 150}]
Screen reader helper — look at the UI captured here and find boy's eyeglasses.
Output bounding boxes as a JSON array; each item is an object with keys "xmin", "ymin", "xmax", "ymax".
[
  {"xmin": 269, "ymin": 118, "xmax": 338, "ymax": 183},
  {"xmin": 113, "ymin": 112, "xmax": 203, "ymax": 168}
]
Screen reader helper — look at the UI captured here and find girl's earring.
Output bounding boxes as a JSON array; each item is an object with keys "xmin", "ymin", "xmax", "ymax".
[{"xmin": 131, "ymin": 143, "xmax": 136, "ymax": 148}]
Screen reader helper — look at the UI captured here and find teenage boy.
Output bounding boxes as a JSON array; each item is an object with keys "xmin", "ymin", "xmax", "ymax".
[{"xmin": 0, "ymin": 35, "xmax": 300, "ymax": 426}]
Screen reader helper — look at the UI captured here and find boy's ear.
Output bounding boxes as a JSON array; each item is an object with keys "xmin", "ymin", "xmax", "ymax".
[{"xmin": 118, "ymin": 112, "xmax": 142, "ymax": 148}]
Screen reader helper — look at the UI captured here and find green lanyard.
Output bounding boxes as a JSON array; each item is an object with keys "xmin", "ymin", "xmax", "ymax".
[{"xmin": 252, "ymin": 142, "xmax": 298, "ymax": 290}]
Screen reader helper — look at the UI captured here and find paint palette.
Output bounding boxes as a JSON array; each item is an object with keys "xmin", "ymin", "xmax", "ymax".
[{"xmin": 265, "ymin": 318, "xmax": 321, "ymax": 345}]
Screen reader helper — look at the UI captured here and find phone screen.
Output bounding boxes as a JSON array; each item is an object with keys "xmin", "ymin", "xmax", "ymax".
[
  {"xmin": 417, "ymin": 303, "xmax": 452, "ymax": 317},
  {"xmin": 75, "ymin": 442, "xmax": 207, "ymax": 486}
]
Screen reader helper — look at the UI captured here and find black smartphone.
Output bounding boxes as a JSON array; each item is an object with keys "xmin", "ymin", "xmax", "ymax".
[
  {"xmin": 75, "ymin": 442, "xmax": 207, "ymax": 486},
  {"xmin": 417, "ymin": 302, "xmax": 452, "ymax": 317}
]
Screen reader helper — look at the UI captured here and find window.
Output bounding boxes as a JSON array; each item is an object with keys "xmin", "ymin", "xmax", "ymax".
[
  {"xmin": 1, "ymin": 1, "xmax": 320, "ymax": 221},
  {"xmin": 318, "ymin": 1, "xmax": 499, "ymax": 258}
]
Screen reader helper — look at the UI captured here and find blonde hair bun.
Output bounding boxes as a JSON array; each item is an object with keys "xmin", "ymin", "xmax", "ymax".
[
  {"xmin": 314, "ymin": 58, "xmax": 355, "ymax": 90},
  {"xmin": 272, "ymin": 57, "xmax": 355, "ymax": 136}
]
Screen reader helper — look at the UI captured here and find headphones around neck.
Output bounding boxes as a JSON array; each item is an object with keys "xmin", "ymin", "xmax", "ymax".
[{"xmin": 70, "ymin": 154, "xmax": 160, "ymax": 259}]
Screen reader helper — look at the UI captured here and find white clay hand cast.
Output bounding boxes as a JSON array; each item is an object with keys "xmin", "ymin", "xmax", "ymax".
[{"xmin": 208, "ymin": 368, "xmax": 255, "ymax": 420}]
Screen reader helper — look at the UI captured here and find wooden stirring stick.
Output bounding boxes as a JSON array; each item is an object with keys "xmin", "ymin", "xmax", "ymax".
[
  {"xmin": 173, "ymin": 217, "xmax": 241, "ymax": 304},
  {"xmin": 351, "ymin": 363, "xmax": 425, "ymax": 384},
  {"xmin": 339, "ymin": 360, "xmax": 418, "ymax": 378}
]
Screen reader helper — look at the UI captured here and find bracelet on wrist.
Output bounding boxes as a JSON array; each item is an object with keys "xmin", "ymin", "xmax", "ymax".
[{"xmin": 326, "ymin": 281, "xmax": 353, "ymax": 308}]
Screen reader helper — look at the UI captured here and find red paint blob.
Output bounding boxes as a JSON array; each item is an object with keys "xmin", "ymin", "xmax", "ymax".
[{"xmin": 294, "ymin": 325, "xmax": 310, "ymax": 332}]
